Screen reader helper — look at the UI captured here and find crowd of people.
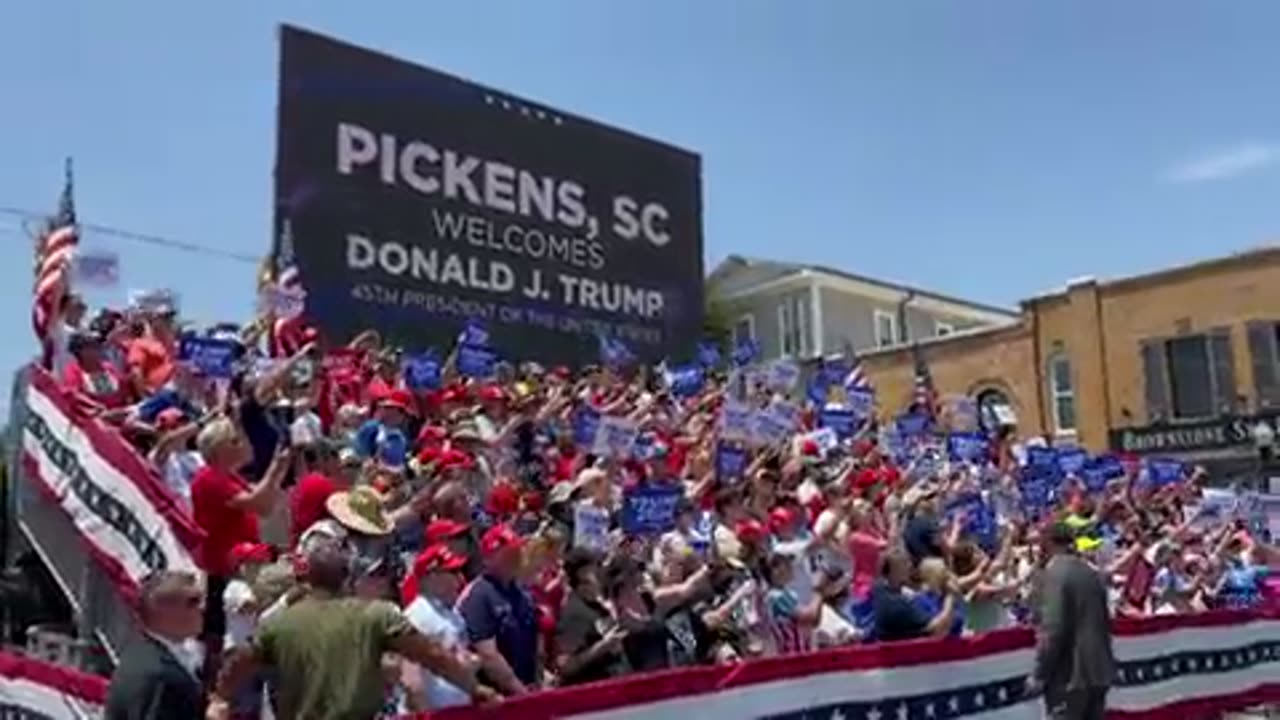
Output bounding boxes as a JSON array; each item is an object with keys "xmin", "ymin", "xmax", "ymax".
[{"xmin": 36, "ymin": 286, "xmax": 1278, "ymax": 720}]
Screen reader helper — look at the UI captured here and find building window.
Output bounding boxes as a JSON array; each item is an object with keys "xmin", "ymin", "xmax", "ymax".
[
  {"xmin": 1246, "ymin": 321, "xmax": 1280, "ymax": 409},
  {"xmin": 935, "ymin": 321, "xmax": 955, "ymax": 337},
  {"xmin": 733, "ymin": 314, "xmax": 756, "ymax": 347},
  {"xmin": 1047, "ymin": 353, "xmax": 1076, "ymax": 434},
  {"xmin": 1140, "ymin": 329, "xmax": 1236, "ymax": 421},
  {"xmin": 777, "ymin": 293, "xmax": 811, "ymax": 357},
  {"xmin": 874, "ymin": 310, "xmax": 898, "ymax": 349}
]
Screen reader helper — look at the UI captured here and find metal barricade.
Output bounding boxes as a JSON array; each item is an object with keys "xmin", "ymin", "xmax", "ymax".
[{"xmin": 4, "ymin": 368, "xmax": 140, "ymax": 673}]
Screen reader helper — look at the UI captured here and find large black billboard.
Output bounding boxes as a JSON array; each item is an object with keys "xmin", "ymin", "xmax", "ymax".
[{"xmin": 274, "ymin": 26, "xmax": 703, "ymax": 364}]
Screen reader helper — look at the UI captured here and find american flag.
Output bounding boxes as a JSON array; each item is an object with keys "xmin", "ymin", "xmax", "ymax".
[
  {"xmin": 842, "ymin": 358, "xmax": 872, "ymax": 393},
  {"xmin": 275, "ymin": 216, "xmax": 301, "ymax": 292},
  {"xmin": 598, "ymin": 334, "xmax": 634, "ymax": 368},
  {"xmin": 269, "ymin": 216, "xmax": 309, "ymax": 357},
  {"xmin": 31, "ymin": 161, "xmax": 78, "ymax": 366},
  {"xmin": 911, "ymin": 352, "xmax": 937, "ymax": 417}
]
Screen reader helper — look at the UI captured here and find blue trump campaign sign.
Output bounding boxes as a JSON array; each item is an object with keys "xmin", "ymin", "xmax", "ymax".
[
  {"xmin": 847, "ymin": 388, "xmax": 875, "ymax": 418},
  {"xmin": 178, "ymin": 336, "xmax": 239, "ymax": 379},
  {"xmin": 896, "ymin": 412, "xmax": 931, "ymax": 438},
  {"xmin": 732, "ymin": 338, "xmax": 760, "ymax": 367},
  {"xmin": 768, "ymin": 401, "xmax": 802, "ymax": 431},
  {"xmin": 457, "ymin": 319, "xmax": 490, "ymax": 348},
  {"xmin": 1018, "ymin": 465, "xmax": 1059, "ymax": 516},
  {"xmin": 631, "ymin": 433, "xmax": 655, "ymax": 460},
  {"xmin": 403, "ymin": 352, "xmax": 441, "ymax": 390},
  {"xmin": 666, "ymin": 364, "xmax": 704, "ymax": 398},
  {"xmin": 457, "ymin": 344, "xmax": 497, "ymax": 378},
  {"xmin": 1026, "ymin": 445, "xmax": 1058, "ymax": 472},
  {"xmin": 696, "ymin": 341, "xmax": 721, "ymax": 368},
  {"xmin": 945, "ymin": 493, "xmax": 997, "ymax": 550},
  {"xmin": 1146, "ymin": 457, "xmax": 1186, "ymax": 486},
  {"xmin": 820, "ymin": 407, "xmax": 859, "ymax": 438},
  {"xmin": 572, "ymin": 407, "xmax": 602, "ymax": 448},
  {"xmin": 1081, "ymin": 454, "xmax": 1125, "ymax": 493},
  {"xmin": 751, "ymin": 408, "xmax": 792, "ymax": 447},
  {"xmin": 716, "ymin": 443, "xmax": 748, "ymax": 481},
  {"xmin": 947, "ymin": 432, "xmax": 988, "ymax": 463},
  {"xmin": 622, "ymin": 484, "xmax": 683, "ymax": 534},
  {"xmin": 1056, "ymin": 447, "xmax": 1089, "ymax": 477}
]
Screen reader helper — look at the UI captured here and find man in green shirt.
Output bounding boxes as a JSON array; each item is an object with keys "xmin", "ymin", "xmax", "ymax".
[{"xmin": 209, "ymin": 540, "xmax": 500, "ymax": 720}]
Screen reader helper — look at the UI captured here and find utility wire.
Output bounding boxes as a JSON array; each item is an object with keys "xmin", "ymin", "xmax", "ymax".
[{"xmin": 0, "ymin": 206, "xmax": 261, "ymax": 264}]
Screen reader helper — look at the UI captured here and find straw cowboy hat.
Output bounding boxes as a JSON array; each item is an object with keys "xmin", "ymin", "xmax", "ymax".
[
  {"xmin": 548, "ymin": 467, "xmax": 607, "ymax": 505},
  {"xmin": 325, "ymin": 486, "xmax": 393, "ymax": 536},
  {"xmin": 450, "ymin": 419, "xmax": 485, "ymax": 443}
]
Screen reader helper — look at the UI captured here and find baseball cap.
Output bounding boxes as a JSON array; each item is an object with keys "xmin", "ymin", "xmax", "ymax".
[
  {"xmin": 481, "ymin": 524, "xmax": 525, "ymax": 556},
  {"xmin": 412, "ymin": 544, "xmax": 467, "ymax": 575},
  {"xmin": 769, "ymin": 507, "xmax": 797, "ymax": 534},
  {"xmin": 424, "ymin": 518, "xmax": 470, "ymax": 544},
  {"xmin": 155, "ymin": 408, "xmax": 187, "ymax": 432},
  {"xmin": 735, "ymin": 519, "xmax": 768, "ymax": 544},
  {"xmin": 229, "ymin": 542, "xmax": 274, "ymax": 571}
]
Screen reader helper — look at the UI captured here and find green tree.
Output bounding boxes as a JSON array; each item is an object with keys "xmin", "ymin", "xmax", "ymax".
[{"xmin": 703, "ymin": 297, "xmax": 733, "ymax": 346}]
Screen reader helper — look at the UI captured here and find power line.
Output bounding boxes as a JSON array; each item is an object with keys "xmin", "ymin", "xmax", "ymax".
[{"xmin": 0, "ymin": 206, "xmax": 261, "ymax": 264}]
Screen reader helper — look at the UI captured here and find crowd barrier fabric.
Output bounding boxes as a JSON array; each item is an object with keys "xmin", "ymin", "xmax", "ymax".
[
  {"xmin": 2, "ymin": 610, "xmax": 1276, "ymax": 719},
  {"xmin": 20, "ymin": 367, "xmax": 204, "ymax": 605},
  {"xmin": 0, "ymin": 651, "xmax": 105, "ymax": 719},
  {"xmin": 431, "ymin": 609, "xmax": 1280, "ymax": 720}
]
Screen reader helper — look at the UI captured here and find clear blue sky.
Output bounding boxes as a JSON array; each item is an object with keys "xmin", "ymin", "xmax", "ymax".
[{"xmin": 3, "ymin": 1, "xmax": 1280, "ymax": 405}]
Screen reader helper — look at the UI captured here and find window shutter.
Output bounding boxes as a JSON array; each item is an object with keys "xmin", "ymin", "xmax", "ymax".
[
  {"xmin": 1140, "ymin": 340, "xmax": 1169, "ymax": 422},
  {"xmin": 1207, "ymin": 328, "xmax": 1236, "ymax": 414},
  {"xmin": 1247, "ymin": 321, "xmax": 1280, "ymax": 409}
]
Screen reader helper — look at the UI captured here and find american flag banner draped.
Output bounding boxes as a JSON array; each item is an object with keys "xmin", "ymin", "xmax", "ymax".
[{"xmin": 31, "ymin": 160, "xmax": 78, "ymax": 367}]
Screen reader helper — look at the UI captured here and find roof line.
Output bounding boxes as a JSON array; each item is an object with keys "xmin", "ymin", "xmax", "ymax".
[{"xmin": 722, "ymin": 254, "xmax": 1017, "ymax": 317}]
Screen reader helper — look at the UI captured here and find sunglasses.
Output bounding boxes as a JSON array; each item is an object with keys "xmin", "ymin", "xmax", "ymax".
[{"xmin": 161, "ymin": 592, "xmax": 204, "ymax": 610}]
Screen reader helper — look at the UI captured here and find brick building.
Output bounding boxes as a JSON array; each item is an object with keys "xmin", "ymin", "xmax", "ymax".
[{"xmin": 860, "ymin": 246, "xmax": 1280, "ymax": 484}]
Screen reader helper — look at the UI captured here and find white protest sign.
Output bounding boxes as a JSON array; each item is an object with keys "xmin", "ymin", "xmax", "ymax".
[
  {"xmin": 70, "ymin": 249, "xmax": 120, "ymax": 288},
  {"xmin": 720, "ymin": 401, "xmax": 752, "ymax": 442},
  {"xmin": 801, "ymin": 427, "xmax": 839, "ymax": 456},
  {"xmin": 592, "ymin": 416, "xmax": 638, "ymax": 458},
  {"xmin": 1190, "ymin": 488, "xmax": 1237, "ymax": 529},
  {"xmin": 129, "ymin": 288, "xmax": 180, "ymax": 315},
  {"xmin": 768, "ymin": 401, "xmax": 802, "ymax": 431},
  {"xmin": 258, "ymin": 284, "xmax": 307, "ymax": 320},
  {"xmin": 751, "ymin": 408, "xmax": 792, "ymax": 447},
  {"xmin": 1262, "ymin": 494, "xmax": 1280, "ymax": 540},
  {"xmin": 766, "ymin": 360, "xmax": 800, "ymax": 392},
  {"xmin": 573, "ymin": 503, "xmax": 611, "ymax": 552}
]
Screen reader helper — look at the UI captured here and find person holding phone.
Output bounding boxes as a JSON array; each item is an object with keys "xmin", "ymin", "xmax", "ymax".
[{"xmin": 189, "ymin": 416, "xmax": 295, "ymax": 684}]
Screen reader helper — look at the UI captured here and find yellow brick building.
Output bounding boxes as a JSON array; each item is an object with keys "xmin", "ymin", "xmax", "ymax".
[{"xmin": 860, "ymin": 246, "xmax": 1280, "ymax": 482}]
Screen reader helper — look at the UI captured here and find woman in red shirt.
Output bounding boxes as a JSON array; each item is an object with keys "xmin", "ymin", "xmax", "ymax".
[
  {"xmin": 61, "ymin": 332, "xmax": 131, "ymax": 413},
  {"xmin": 189, "ymin": 416, "xmax": 292, "ymax": 666}
]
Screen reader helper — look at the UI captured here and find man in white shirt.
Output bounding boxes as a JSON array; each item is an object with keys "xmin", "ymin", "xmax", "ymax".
[{"xmin": 401, "ymin": 544, "xmax": 477, "ymax": 712}]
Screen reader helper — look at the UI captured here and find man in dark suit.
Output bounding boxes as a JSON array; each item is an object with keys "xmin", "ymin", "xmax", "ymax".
[
  {"xmin": 105, "ymin": 571, "xmax": 206, "ymax": 720},
  {"xmin": 1030, "ymin": 522, "xmax": 1115, "ymax": 720}
]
